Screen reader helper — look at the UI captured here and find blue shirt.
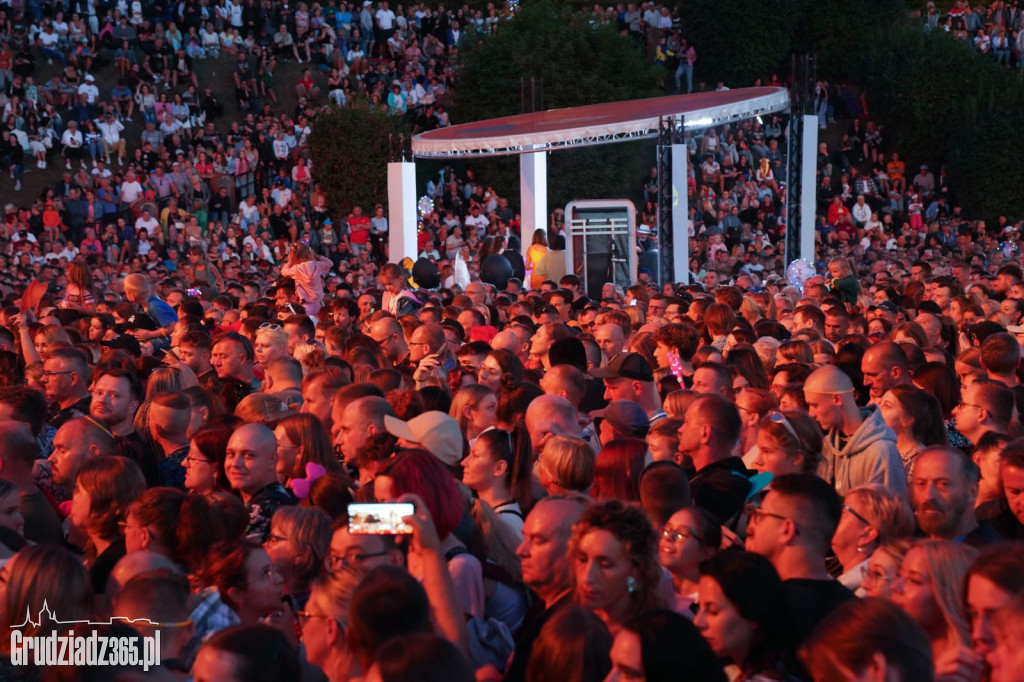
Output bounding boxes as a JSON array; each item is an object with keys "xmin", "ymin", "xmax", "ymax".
[{"xmin": 147, "ymin": 296, "xmax": 178, "ymax": 328}]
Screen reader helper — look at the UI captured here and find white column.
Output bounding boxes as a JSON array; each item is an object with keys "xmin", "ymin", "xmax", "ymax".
[
  {"xmin": 801, "ymin": 114, "xmax": 818, "ymax": 264},
  {"xmin": 671, "ymin": 143, "xmax": 688, "ymax": 283},
  {"xmin": 520, "ymin": 151, "xmax": 548, "ymax": 260},
  {"xmin": 387, "ymin": 161, "xmax": 418, "ymax": 263}
]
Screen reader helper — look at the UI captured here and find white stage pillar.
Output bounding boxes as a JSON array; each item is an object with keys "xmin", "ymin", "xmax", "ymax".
[
  {"xmin": 520, "ymin": 152, "xmax": 548, "ymax": 260},
  {"xmin": 387, "ymin": 162, "xmax": 418, "ymax": 263},
  {"xmin": 800, "ymin": 115, "xmax": 818, "ymax": 264},
  {"xmin": 671, "ymin": 143, "xmax": 688, "ymax": 284}
]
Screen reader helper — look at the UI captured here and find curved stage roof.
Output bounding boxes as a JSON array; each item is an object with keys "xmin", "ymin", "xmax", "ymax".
[{"xmin": 412, "ymin": 87, "xmax": 791, "ymax": 158}]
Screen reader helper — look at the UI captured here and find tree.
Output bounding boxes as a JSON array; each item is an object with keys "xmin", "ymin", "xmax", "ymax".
[
  {"xmin": 308, "ymin": 105, "xmax": 410, "ymax": 212},
  {"xmin": 455, "ymin": 0, "xmax": 660, "ymax": 209},
  {"xmin": 680, "ymin": 0, "xmax": 804, "ymax": 87}
]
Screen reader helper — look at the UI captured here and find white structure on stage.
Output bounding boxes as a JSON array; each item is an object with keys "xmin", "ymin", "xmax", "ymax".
[{"xmin": 392, "ymin": 87, "xmax": 802, "ymax": 282}]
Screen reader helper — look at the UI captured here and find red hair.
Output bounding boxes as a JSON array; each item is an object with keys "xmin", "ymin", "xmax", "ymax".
[
  {"xmin": 591, "ymin": 438, "xmax": 647, "ymax": 503},
  {"xmin": 380, "ymin": 449, "xmax": 463, "ymax": 539}
]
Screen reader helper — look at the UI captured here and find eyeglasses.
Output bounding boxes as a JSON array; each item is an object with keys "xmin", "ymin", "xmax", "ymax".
[
  {"xmin": 960, "ymin": 401, "xmax": 984, "ymax": 411},
  {"xmin": 861, "ymin": 568, "xmax": 894, "ymax": 587},
  {"xmin": 42, "ymin": 370, "xmax": 75, "ymax": 379},
  {"xmin": 325, "ymin": 550, "xmax": 387, "ymax": 571},
  {"xmin": 184, "ymin": 455, "xmax": 214, "ymax": 465},
  {"xmin": 843, "ymin": 504, "xmax": 872, "ymax": 527},
  {"xmin": 259, "ymin": 322, "xmax": 282, "ymax": 330},
  {"xmin": 661, "ymin": 526, "xmax": 702, "ymax": 545},
  {"xmin": 745, "ymin": 503, "xmax": 799, "ymax": 534},
  {"xmin": 296, "ymin": 611, "xmax": 334, "ymax": 627},
  {"xmin": 766, "ymin": 411, "xmax": 800, "ymax": 442}
]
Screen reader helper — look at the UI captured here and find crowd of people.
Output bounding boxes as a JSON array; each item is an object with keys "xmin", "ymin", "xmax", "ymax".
[
  {"xmin": 2, "ymin": 221, "xmax": 1024, "ymax": 682},
  {"xmin": 8, "ymin": 0, "xmax": 1024, "ymax": 681}
]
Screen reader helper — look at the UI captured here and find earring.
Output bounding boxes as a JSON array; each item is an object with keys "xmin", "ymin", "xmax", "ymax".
[{"xmin": 626, "ymin": 576, "xmax": 636, "ymax": 594}]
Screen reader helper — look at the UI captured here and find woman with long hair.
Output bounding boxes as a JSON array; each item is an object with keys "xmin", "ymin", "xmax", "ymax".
[
  {"xmin": 184, "ymin": 419, "xmax": 237, "ymax": 494},
  {"xmin": 478, "ymin": 349, "xmax": 526, "ymax": 394},
  {"xmin": 0, "ymin": 545, "xmax": 94, "ymax": 674},
  {"xmin": 526, "ymin": 229, "xmax": 549, "ymax": 290},
  {"xmin": 608, "ymin": 609, "xmax": 727, "ymax": 682},
  {"xmin": 752, "ymin": 410, "xmax": 823, "ymax": 478},
  {"xmin": 273, "ymin": 413, "xmax": 342, "ymax": 487},
  {"xmin": 658, "ymin": 506, "xmax": 721, "ymax": 610},
  {"xmin": 449, "ymin": 384, "xmax": 498, "ymax": 445},
  {"xmin": 570, "ymin": 500, "xmax": 667, "ymax": 636},
  {"xmin": 891, "ymin": 540, "xmax": 978, "ymax": 678},
  {"xmin": 592, "ymin": 439, "xmax": 647, "ymax": 503},
  {"xmin": 526, "ymin": 605, "xmax": 612, "ymax": 682},
  {"xmin": 195, "ymin": 538, "xmax": 285, "ymax": 626},
  {"xmin": 69, "ymin": 456, "xmax": 146, "ymax": 593},
  {"xmin": 695, "ymin": 549, "xmax": 800, "ymax": 681},
  {"xmin": 61, "ymin": 261, "xmax": 97, "ymax": 312},
  {"xmin": 912, "ymin": 361, "xmax": 971, "ymax": 449},
  {"xmin": 460, "ymin": 426, "xmax": 533, "ymax": 541},
  {"xmin": 263, "ymin": 506, "xmax": 331, "ymax": 608},
  {"xmin": 300, "ymin": 565, "xmax": 363, "ymax": 682},
  {"xmin": 878, "ymin": 385, "xmax": 948, "ymax": 482},
  {"xmin": 124, "ymin": 486, "xmax": 238, "ymax": 574}
]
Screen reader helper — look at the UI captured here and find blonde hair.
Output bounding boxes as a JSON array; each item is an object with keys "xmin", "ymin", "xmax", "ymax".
[
  {"xmin": 662, "ymin": 389, "xmax": 697, "ymax": 420},
  {"xmin": 309, "ymin": 563, "xmax": 362, "ymax": 624},
  {"xmin": 145, "ymin": 366, "xmax": 195, "ymax": 400},
  {"xmin": 449, "ymin": 385, "xmax": 496, "ymax": 435},
  {"xmin": 907, "ymin": 540, "xmax": 977, "ymax": 649},
  {"xmin": 539, "ymin": 436, "xmax": 595, "ymax": 494},
  {"xmin": 844, "ymin": 485, "xmax": 915, "ymax": 545},
  {"xmin": 234, "ymin": 393, "xmax": 292, "ymax": 423},
  {"xmin": 255, "ymin": 325, "xmax": 290, "ymax": 351},
  {"xmin": 123, "ymin": 273, "xmax": 152, "ymax": 300}
]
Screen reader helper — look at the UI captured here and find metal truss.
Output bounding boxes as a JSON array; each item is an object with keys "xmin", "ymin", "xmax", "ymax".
[
  {"xmin": 786, "ymin": 55, "xmax": 816, "ymax": 263},
  {"xmin": 657, "ymin": 115, "xmax": 684, "ymax": 285}
]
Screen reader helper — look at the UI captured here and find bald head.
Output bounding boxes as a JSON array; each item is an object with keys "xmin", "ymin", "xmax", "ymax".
[
  {"xmin": 491, "ymin": 330, "xmax": 520, "ymax": 353},
  {"xmin": 861, "ymin": 341, "xmax": 909, "ymax": 401},
  {"xmin": 106, "ymin": 551, "xmax": 182, "ymax": 599},
  {"xmin": 225, "ymin": 422, "xmax": 279, "ymax": 497},
  {"xmin": 805, "ymin": 364, "xmax": 855, "ymax": 395},
  {"xmin": 525, "ymin": 395, "xmax": 580, "ymax": 453}
]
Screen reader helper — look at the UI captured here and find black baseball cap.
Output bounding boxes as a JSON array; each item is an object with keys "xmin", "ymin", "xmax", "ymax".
[{"xmin": 590, "ymin": 352, "xmax": 654, "ymax": 382}]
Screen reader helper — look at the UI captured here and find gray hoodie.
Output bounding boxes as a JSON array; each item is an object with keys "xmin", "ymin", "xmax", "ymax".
[{"xmin": 821, "ymin": 406, "xmax": 907, "ymax": 497}]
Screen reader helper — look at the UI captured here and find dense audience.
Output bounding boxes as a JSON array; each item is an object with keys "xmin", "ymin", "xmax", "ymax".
[{"xmin": 5, "ymin": 2, "xmax": 1024, "ymax": 682}]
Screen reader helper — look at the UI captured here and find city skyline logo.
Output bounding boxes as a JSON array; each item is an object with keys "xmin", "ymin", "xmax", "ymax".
[{"xmin": 10, "ymin": 601, "xmax": 163, "ymax": 630}]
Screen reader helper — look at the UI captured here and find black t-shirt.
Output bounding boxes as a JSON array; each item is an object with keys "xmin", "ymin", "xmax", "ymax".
[{"xmin": 783, "ymin": 578, "xmax": 855, "ymax": 645}]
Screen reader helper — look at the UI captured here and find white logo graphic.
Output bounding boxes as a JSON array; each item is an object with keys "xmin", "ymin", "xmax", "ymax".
[{"xmin": 10, "ymin": 601, "xmax": 162, "ymax": 671}]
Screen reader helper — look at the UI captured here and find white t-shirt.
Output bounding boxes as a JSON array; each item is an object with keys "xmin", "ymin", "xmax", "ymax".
[
  {"xmin": 375, "ymin": 8, "xmax": 395, "ymax": 29},
  {"xmin": 121, "ymin": 179, "xmax": 143, "ymax": 203}
]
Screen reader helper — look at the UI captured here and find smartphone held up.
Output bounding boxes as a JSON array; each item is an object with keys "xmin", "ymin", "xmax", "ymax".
[{"xmin": 348, "ymin": 503, "xmax": 414, "ymax": 535}]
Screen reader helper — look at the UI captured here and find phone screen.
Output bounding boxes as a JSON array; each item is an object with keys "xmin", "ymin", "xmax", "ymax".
[{"xmin": 348, "ymin": 503, "xmax": 415, "ymax": 535}]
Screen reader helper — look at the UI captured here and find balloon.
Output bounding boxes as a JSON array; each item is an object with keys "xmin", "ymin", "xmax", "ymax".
[
  {"xmin": 412, "ymin": 258, "xmax": 441, "ymax": 289},
  {"xmin": 786, "ymin": 258, "xmax": 816, "ymax": 294},
  {"xmin": 417, "ymin": 196, "xmax": 434, "ymax": 218},
  {"xmin": 480, "ymin": 254, "xmax": 514, "ymax": 290}
]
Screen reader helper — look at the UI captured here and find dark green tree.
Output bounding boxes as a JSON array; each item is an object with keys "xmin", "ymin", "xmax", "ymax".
[
  {"xmin": 308, "ymin": 105, "xmax": 411, "ymax": 212},
  {"xmin": 679, "ymin": 0, "xmax": 804, "ymax": 86},
  {"xmin": 455, "ymin": 1, "xmax": 661, "ymax": 209}
]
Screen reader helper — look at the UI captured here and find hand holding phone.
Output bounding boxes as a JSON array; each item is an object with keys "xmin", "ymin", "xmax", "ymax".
[{"xmin": 348, "ymin": 503, "xmax": 415, "ymax": 535}]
